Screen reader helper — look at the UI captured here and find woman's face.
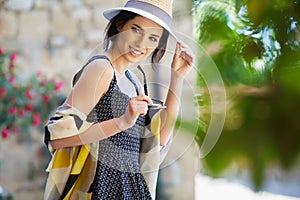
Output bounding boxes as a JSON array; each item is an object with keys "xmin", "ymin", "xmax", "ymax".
[{"xmin": 114, "ymin": 15, "xmax": 164, "ymax": 63}]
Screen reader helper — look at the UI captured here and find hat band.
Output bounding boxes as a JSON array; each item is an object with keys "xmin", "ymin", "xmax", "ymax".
[{"xmin": 125, "ymin": 1, "xmax": 172, "ymax": 27}]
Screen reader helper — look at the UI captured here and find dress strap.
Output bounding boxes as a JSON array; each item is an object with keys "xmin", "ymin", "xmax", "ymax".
[{"xmin": 72, "ymin": 55, "xmax": 114, "ymax": 86}]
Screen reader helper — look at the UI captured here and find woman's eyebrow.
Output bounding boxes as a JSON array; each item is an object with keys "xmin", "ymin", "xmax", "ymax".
[{"xmin": 132, "ymin": 24, "xmax": 161, "ymax": 38}]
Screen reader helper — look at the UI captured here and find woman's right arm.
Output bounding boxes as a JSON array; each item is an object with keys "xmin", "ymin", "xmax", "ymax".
[
  {"xmin": 50, "ymin": 115, "xmax": 129, "ymax": 149},
  {"xmin": 50, "ymin": 59, "xmax": 152, "ymax": 149}
]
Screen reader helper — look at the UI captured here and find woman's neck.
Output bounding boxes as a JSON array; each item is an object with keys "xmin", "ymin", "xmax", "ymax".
[{"xmin": 105, "ymin": 49, "xmax": 129, "ymax": 75}]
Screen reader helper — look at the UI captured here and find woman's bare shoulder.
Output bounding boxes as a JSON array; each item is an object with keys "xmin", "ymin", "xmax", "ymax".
[{"xmin": 81, "ymin": 58, "xmax": 114, "ymax": 81}]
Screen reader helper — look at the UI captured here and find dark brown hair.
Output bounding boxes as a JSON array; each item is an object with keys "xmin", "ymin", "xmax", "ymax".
[{"xmin": 104, "ymin": 10, "xmax": 169, "ymax": 67}]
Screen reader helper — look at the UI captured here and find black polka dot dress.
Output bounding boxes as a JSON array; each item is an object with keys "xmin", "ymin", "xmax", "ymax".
[{"xmin": 85, "ymin": 56, "xmax": 153, "ymax": 200}]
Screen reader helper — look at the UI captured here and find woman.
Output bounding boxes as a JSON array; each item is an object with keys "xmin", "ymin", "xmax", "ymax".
[{"xmin": 44, "ymin": 0, "xmax": 194, "ymax": 199}]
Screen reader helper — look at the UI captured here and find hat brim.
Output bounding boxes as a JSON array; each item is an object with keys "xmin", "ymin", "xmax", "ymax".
[{"xmin": 103, "ymin": 7, "xmax": 177, "ymax": 40}]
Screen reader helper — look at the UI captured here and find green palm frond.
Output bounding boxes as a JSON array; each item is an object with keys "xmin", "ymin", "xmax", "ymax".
[
  {"xmin": 193, "ymin": 1, "xmax": 244, "ymax": 43},
  {"xmin": 192, "ymin": 0, "xmax": 300, "ymax": 191}
]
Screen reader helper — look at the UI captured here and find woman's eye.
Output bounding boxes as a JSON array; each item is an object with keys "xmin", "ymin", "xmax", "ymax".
[
  {"xmin": 132, "ymin": 27, "xmax": 141, "ymax": 34},
  {"xmin": 149, "ymin": 37, "xmax": 158, "ymax": 42}
]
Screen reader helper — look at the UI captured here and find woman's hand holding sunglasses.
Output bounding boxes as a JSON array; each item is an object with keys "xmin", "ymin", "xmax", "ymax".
[{"xmin": 118, "ymin": 95, "xmax": 152, "ymax": 130}]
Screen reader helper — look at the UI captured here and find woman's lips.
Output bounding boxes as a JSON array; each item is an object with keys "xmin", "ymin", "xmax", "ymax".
[{"xmin": 129, "ymin": 46, "xmax": 143, "ymax": 57}]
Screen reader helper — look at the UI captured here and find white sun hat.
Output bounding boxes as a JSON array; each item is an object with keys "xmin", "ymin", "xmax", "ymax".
[{"xmin": 103, "ymin": 0, "xmax": 177, "ymax": 40}]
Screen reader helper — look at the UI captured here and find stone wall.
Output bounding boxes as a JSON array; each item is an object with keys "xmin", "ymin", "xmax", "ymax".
[
  {"xmin": 0, "ymin": 0, "xmax": 194, "ymax": 83},
  {"xmin": 0, "ymin": 0, "xmax": 198, "ymax": 199}
]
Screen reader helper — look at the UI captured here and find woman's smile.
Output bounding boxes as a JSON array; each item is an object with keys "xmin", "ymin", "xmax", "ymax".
[{"xmin": 129, "ymin": 46, "xmax": 144, "ymax": 57}]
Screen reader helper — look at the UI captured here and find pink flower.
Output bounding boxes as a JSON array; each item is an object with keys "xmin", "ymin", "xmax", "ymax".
[
  {"xmin": 37, "ymin": 71, "xmax": 43, "ymax": 77},
  {"xmin": 25, "ymin": 104, "xmax": 34, "ymax": 111},
  {"xmin": 18, "ymin": 109, "xmax": 26, "ymax": 116},
  {"xmin": 10, "ymin": 53, "xmax": 17, "ymax": 62},
  {"xmin": 41, "ymin": 78, "xmax": 47, "ymax": 85},
  {"xmin": 25, "ymin": 90, "xmax": 33, "ymax": 100},
  {"xmin": 43, "ymin": 94, "xmax": 51, "ymax": 102},
  {"xmin": 55, "ymin": 81, "xmax": 64, "ymax": 91},
  {"xmin": 9, "ymin": 75, "xmax": 15, "ymax": 83},
  {"xmin": 2, "ymin": 128, "xmax": 10, "ymax": 139},
  {"xmin": 9, "ymin": 62, "xmax": 15, "ymax": 70},
  {"xmin": 9, "ymin": 106, "xmax": 17, "ymax": 115},
  {"xmin": 32, "ymin": 113, "xmax": 41, "ymax": 126},
  {"xmin": 51, "ymin": 77, "xmax": 56, "ymax": 83},
  {"xmin": 0, "ymin": 48, "xmax": 4, "ymax": 56},
  {"xmin": 0, "ymin": 87, "xmax": 6, "ymax": 97}
]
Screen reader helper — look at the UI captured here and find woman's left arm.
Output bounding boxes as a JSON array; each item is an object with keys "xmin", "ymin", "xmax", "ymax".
[{"xmin": 160, "ymin": 42, "xmax": 194, "ymax": 146}]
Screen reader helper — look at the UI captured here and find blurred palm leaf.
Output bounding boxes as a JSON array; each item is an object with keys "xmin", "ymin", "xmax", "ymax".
[{"xmin": 193, "ymin": 0, "xmax": 300, "ymax": 189}]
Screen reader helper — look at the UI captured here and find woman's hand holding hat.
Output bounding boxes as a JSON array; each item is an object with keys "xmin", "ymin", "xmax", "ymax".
[{"xmin": 171, "ymin": 42, "xmax": 194, "ymax": 78}]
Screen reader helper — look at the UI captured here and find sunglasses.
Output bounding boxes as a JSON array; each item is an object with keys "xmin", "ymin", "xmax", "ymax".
[{"xmin": 125, "ymin": 65, "xmax": 166, "ymax": 110}]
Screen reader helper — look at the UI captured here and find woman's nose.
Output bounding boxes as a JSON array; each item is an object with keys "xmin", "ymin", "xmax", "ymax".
[{"xmin": 135, "ymin": 36, "xmax": 147, "ymax": 49}]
